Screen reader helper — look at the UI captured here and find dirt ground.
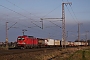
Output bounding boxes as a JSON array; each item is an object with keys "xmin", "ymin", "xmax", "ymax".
[{"xmin": 0, "ymin": 47, "xmax": 89, "ymax": 60}]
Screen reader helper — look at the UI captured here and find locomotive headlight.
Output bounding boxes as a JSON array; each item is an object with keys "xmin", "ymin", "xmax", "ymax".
[{"xmin": 22, "ymin": 42, "xmax": 26, "ymax": 44}]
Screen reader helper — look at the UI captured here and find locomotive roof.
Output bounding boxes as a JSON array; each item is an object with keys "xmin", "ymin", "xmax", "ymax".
[{"xmin": 18, "ymin": 35, "xmax": 35, "ymax": 38}]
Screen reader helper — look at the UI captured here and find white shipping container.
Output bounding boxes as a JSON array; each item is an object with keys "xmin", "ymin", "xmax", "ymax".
[
  {"xmin": 81, "ymin": 42, "xmax": 88, "ymax": 46},
  {"xmin": 74, "ymin": 42, "xmax": 81, "ymax": 46},
  {"xmin": 68, "ymin": 41, "xmax": 74, "ymax": 46},
  {"xmin": 45, "ymin": 39, "xmax": 54, "ymax": 45},
  {"xmin": 65, "ymin": 41, "xmax": 69, "ymax": 45},
  {"xmin": 87, "ymin": 43, "xmax": 88, "ymax": 45},
  {"xmin": 81, "ymin": 42, "xmax": 85, "ymax": 45},
  {"xmin": 55, "ymin": 40, "xmax": 60, "ymax": 45}
]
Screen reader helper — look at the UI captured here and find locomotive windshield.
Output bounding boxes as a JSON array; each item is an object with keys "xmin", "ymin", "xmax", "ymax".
[{"xmin": 17, "ymin": 38, "xmax": 25, "ymax": 40}]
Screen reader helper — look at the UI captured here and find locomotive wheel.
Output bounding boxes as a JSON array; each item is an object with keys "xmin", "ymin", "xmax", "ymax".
[{"xmin": 21, "ymin": 47, "xmax": 25, "ymax": 49}]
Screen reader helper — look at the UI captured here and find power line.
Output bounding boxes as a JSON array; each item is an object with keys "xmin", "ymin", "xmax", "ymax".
[
  {"xmin": 0, "ymin": 5, "xmax": 28, "ymax": 19},
  {"xmin": 41, "ymin": 18, "xmax": 62, "ymax": 29},
  {"xmin": 49, "ymin": 21, "xmax": 61, "ymax": 28},
  {"xmin": 63, "ymin": 0, "xmax": 87, "ymax": 40},
  {"xmin": 65, "ymin": 4, "xmax": 79, "ymax": 23},
  {"xmin": 5, "ymin": 0, "xmax": 62, "ymax": 30},
  {"xmin": 5, "ymin": 0, "xmax": 40, "ymax": 18},
  {"xmin": 5, "ymin": 0, "xmax": 63, "ymax": 27},
  {"xmin": 42, "ymin": 4, "xmax": 61, "ymax": 18},
  {"xmin": 0, "ymin": 4, "xmax": 61, "ymax": 39},
  {"xmin": 0, "ymin": 13, "xmax": 31, "ymax": 30},
  {"xmin": 67, "ymin": 0, "xmax": 88, "ymax": 36},
  {"xmin": 0, "ymin": 4, "xmax": 43, "ymax": 29},
  {"xmin": 62, "ymin": 0, "xmax": 81, "ymax": 25},
  {"xmin": 67, "ymin": 0, "xmax": 79, "ymax": 23},
  {"xmin": 67, "ymin": 0, "xmax": 87, "ymax": 31}
]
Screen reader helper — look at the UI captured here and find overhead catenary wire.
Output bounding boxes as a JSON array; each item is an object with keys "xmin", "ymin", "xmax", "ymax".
[
  {"xmin": 0, "ymin": 4, "xmax": 60, "ymax": 29},
  {"xmin": 0, "ymin": 8, "xmax": 61, "ymax": 39},
  {"xmin": 67, "ymin": 0, "xmax": 80, "ymax": 23},
  {"xmin": 0, "ymin": 13, "xmax": 34, "ymax": 30},
  {"xmin": 5, "ymin": 0, "xmax": 62, "ymax": 26},
  {"xmin": 0, "ymin": 4, "xmax": 43, "ymax": 29},
  {"xmin": 5, "ymin": 0, "xmax": 62, "ymax": 30},
  {"xmin": 0, "ymin": 5, "xmax": 33, "ymax": 21},
  {"xmin": 0, "ymin": 12, "xmax": 46, "ymax": 38},
  {"xmin": 61, "ymin": 0, "xmax": 79, "ymax": 41},
  {"xmin": 5, "ymin": 0, "xmax": 62, "ymax": 25},
  {"xmin": 1, "ymin": 0, "xmax": 84, "ymax": 41},
  {"xmin": 5, "ymin": 0, "xmax": 40, "ymax": 18},
  {"xmin": 62, "ymin": 0, "xmax": 79, "ymax": 24},
  {"xmin": 67, "ymin": 0, "xmax": 88, "ymax": 39},
  {"xmin": 42, "ymin": 4, "xmax": 62, "ymax": 18},
  {"xmin": 65, "ymin": 5, "xmax": 79, "ymax": 23}
]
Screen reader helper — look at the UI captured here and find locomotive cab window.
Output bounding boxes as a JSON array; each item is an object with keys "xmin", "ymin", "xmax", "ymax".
[
  {"xmin": 22, "ymin": 38, "xmax": 25, "ymax": 40},
  {"xmin": 17, "ymin": 38, "xmax": 25, "ymax": 40},
  {"xmin": 17, "ymin": 38, "xmax": 22, "ymax": 40}
]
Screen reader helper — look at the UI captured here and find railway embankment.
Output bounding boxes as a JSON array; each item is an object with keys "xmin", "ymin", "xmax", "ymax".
[{"xmin": 0, "ymin": 46, "xmax": 90, "ymax": 60}]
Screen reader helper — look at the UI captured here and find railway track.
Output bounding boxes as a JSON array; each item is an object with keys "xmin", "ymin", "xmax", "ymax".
[
  {"xmin": 0, "ymin": 47, "xmax": 62, "ymax": 56},
  {"xmin": 0, "ymin": 46, "xmax": 89, "ymax": 60},
  {"xmin": 0, "ymin": 46, "xmax": 87, "ymax": 56}
]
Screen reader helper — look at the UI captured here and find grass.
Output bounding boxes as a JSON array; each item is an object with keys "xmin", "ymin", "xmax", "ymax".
[
  {"xmin": 1, "ymin": 47, "xmax": 90, "ymax": 60},
  {"xmin": 68, "ymin": 48, "xmax": 90, "ymax": 60}
]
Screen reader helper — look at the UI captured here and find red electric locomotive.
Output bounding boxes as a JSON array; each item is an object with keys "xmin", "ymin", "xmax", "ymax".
[{"xmin": 17, "ymin": 35, "xmax": 38, "ymax": 49}]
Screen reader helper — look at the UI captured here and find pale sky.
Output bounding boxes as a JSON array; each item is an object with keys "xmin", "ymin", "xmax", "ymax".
[{"xmin": 0, "ymin": 0, "xmax": 90, "ymax": 42}]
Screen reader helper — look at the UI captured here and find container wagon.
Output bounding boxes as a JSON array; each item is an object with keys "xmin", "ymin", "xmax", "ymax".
[
  {"xmin": 54, "ymin": 39, "xmax": 60, "ymax": 47},
  {"xmin": 37, "ymin": 38, "xmax": 46, "ymax": 47},
  {"xmin": 45, "ymin": 39, "xmax": 55, "ymax": 47}
]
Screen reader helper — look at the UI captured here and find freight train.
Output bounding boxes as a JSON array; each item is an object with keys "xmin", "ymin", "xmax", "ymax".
[{"xmin": 16, "ymin": 35, "xmax": 88, "ymax": 49}]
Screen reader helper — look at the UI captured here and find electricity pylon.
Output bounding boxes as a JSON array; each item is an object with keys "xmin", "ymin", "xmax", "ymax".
[{"xmin": 41, "ymin": 2, "xmax": 72, "ymax": 49}]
